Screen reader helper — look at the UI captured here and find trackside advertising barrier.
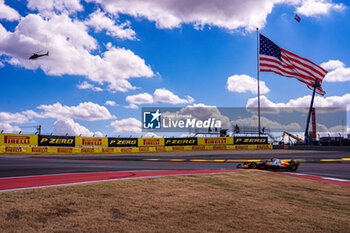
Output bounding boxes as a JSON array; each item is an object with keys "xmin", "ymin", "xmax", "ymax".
[
  {"xmin": 165, "ymin": 138, "xmax": 197, "ymax": 146},
  {"xmin": 76, "ymin": 136, "xmax": 108, "ymax": 147},
  {"xmin": 1, "ymin": 134, "xmax": 271, "ymax": 154},
  {"xmin": 108, "ymin": 138, "xmax": 138, "ymax": 147},
  {"xmin": 138, "ymin": 138, "xmax": 165, "ymax": 147},
  {"xmin": 0, "ymin": 144, "xmax": 272, "ymax": 154},
  {"xmin": 38, "ymin": 135, "xmax": 75, "ymax": 147},
  {"xmin": 198, "ymin": 137, "xmax": 234, "ymax": 145},
  {"xmin": 233, "ymin": 136, "xmax": 268, "ymax": 145},
  {"xmin": 0, "ymin": 134, "xmax": 38, "ymax": 146}
]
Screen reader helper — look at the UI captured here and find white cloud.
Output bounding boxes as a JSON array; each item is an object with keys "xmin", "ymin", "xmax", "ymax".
[
  {"xmin": 53, "ymin": 118, "xmax": 102, "ymax": 136},
  {"xmin": 320, "ymin": 59, "xmax": 344, "ymax": 70},
  {"xmin": 105, "ymin": 100, "xmax": 118, "ymax": 106},
  {"xmin": 125, "ymin": 93, "xmax": 154, "ymax": 109},
  {"xmin": 226, "ymin": 74, "xmax": 270, "ymax": 94},
  {"xmin": 0, "ymin": 13, "xmax": 154, "ymax": 92},
  {"xmin": 321, "ymin": 60, "xmax": 350, "ymax": 82},
  {"xmin": 0, "ymin": 0, "xmax": 20, "ymax": 21},
  {"xmin": 24, "ymin": 102, "xmax": 116, "ymax": 121},
  {"xmin": 0, "ymin": 123, "xmax": 21, "ymax": 133},
  {"xmin": 246, "ymin": 94, "xmax": 350, "ymax": 109},
  {"xmin": 296, "ymin": 0, "xmax": 344, "ymax": 17},
  {"xmin": 77, "ymin": 81, "xmax": 103, "ymax": 92},
  {"xmin": 125, "ymin": 88, "xmax": 195, "ymax": 108},
  {"xmin": 179, "ymin": 133, "xmax": 196, "ymax": 138},
  {"xmin": 110, "ymin": 117, "xmax": 141, "ymax": 133},
  {"xmin": 0, "ymin": 112, "xmax": 29, "ymax": 133},
  {"xmin": 0, "ymin": 112, "xmax": 28, "ymax": 124},
  {"xmin": 142, "ymin": 132, "xmax": 161, "ymax": 138},
  {"xmin": 86, "ymin": 0, "xmax": 343, "ymax": 32},
  {"xmin": 85, "ymin": 9, "xmax": 136, "ymax": 40},
  {"xmin": 153, "ymin": 88, "xmax": 195, "ymax": 104},
  {"xmin": 27, "ymin": 0, "xmax": 83, "ymax": 15}
]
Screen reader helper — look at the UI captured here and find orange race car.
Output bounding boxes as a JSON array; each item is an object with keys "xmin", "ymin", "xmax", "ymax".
[{"xmin": 236, "ymin": 158, "xmax": 300, "ymax": 171}]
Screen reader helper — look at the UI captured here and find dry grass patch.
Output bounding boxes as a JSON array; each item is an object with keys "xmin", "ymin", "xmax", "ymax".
[{"xmin": 0, "ymin": 171, "xmax": 349, "ymax": 233}]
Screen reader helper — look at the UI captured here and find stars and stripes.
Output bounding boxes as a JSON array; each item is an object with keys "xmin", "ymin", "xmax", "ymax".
[{"xmin": 259, "ymin": 34, "xmax": 327, "ymax": 95}]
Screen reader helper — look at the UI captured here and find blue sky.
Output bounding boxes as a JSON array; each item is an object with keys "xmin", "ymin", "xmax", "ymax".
[{"xmin": 0, "ymin": 0, "xmax": 349, "ymax": 137}]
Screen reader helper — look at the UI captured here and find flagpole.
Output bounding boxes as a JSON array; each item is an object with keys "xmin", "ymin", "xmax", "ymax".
[
  {"xmin": 257, "ymin": 28, "xmax": 261, "ymax": 136},
  {"xmin": 304, "ymin": 80, "xmax": 320, "ymax": 145}
]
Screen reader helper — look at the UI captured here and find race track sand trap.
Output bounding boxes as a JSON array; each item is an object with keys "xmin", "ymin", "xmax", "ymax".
[{"xmin": 0, "ymin": 171, "xmax": 349, "ymax": 233}]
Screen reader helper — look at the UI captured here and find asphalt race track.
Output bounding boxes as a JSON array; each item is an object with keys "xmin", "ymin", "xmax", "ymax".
[{"xmin": 1, "ymin": 149, "xmax": 350, "ymax": 180}]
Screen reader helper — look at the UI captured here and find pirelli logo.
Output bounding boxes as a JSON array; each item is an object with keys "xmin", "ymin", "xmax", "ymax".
[
  {"xmin": 204, "ymin": 138, "xmax": 226, "ymax": 145},
  {"xmin": 5, "ymin": 147, "xmax": 22, "ymax": 153},
  {"xmin": 121, "ymin": 148, "xmax": 133, "ymax": 153},
  {"xmin": 173, "ymin": 146, "xmax": 185, "ymax": 151},
  {"xmin": 81, "ymin": 148, "xmax": 94, "ymax": 153},
  {"xmin": 165, "ymin": 138, "xmax": 197, "ymax": 146},
  {"xmin": 192, "ymin": 146, "xmax": 205, "ymax": 150},
  {"xmin": 155, "ymin": 147, "xmax": 166, "ymax": 152},
  {"xmin": 108, "ymin": 138, "xmax": 137, "ymax": 147},
  {"xmin": 32, "ymin": 147, "xmax": 48, "ymax": 153},
  {"xmin": 4, "ymin": 136, "xmax": 30, "ymax": 145},
  {"xmin": 102, "ymin": 148, "xmax": 114, "ymax": 153},
  {"xmin": 213, "ymin": 145, "xmax": 227, "ymax": 150},
  {"xmin": 143, "ymin": 139, "xmax": 160, "ymax": 146},
  {"xmin": 234, "ymin": 137, "xmax": 268, "ymax": 145},
  {"xmin": 139, "ymin": 147, "xmax": 150, "ymax": 152},
  {"xmin": 82, "ymin": 138, "xmax": 102, "ymax": 146},
  {"xmin": 38, "ymin": 135, "xmax": 75, "ymax": 147},
  {"xmin": 40, "ymin": 138, "xmax": 74, "ymax": 144},
  {"xmin": 236, "ymin": 145, "xmax": 249, "ymax": 150},
  {"xmin": 57, "ymin": 148, "xmax": 73, "ymax": 153}
]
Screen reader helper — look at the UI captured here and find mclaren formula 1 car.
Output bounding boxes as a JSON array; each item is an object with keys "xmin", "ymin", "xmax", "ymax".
[{"xmin": 236, "ymin": 158, "xmax": 300, "ymax": 171}]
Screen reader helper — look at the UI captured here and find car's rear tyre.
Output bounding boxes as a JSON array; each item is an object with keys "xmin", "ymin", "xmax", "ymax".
[
  {"xmin": 259, "ymin": 162, "xmax": 267, "ymax": 170},
  {"xmin": 288, "ymin": 161, "xmax": 298, "ymax": 171},
  {"xmin": 249, "ymin": 162, "xmax": 257, "ymax": 169}
]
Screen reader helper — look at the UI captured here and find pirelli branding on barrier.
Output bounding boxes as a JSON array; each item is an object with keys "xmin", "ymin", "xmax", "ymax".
[
  {"xmin": 233, "ymin": 137, "xmax": 268, "ymax": 145},
  {"xmin": 81, "ymin": 148, "xmax": 95, "ymax": 153},
  {"xmin": 165, "ymin": 138, "xmax": 197, "ymax": 146},
  {"xmin": 108, "ymin": 138, "xmax": 138, "ymax": 147},
  {"xmin": 76, "ymin": 137, "xmax": 108, "ymax": 147},
  {"xmin": 32, "ymin": 147, "xmax": 48, "ymax": 153},
  {"xmin": 198, "ymin": 137, "xmax": 233, "ymax": 145},
  {"xmin": 0, "ymin": 134, "xmax": 38, "ymax": 146},
  {"xmin": 139, "ymin": 147, "xmax": 150, "ymax": 152},
  {"xmin": 38, "ymin": 135, "xmax": 75, "ymax": 147},
  {"xmin": 57, "ymin": 147, "xmax": 74, "ymax": 153},
  {"xmin": 155, "ymin": 147, "xmax": 166, "ymax": 152},
  {"xmin": 192, "ymin": 145, "xmax": 206, "ymax": 150},
  {"xmin": 138, "ymin": 138, "xmax": 165, "ymax": 147},
  {"xmin": 121, "ymin": 147, "xmax": 133, "ymax": 153},
  {"xmin": 5, "ymin": 147, "xmax": 23, "ymax": 153}
]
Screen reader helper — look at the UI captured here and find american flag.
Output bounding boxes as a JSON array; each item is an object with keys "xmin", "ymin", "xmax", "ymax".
[{"xmin": 259, "ymin": 34, "xmax": 327, "ymax": 95}]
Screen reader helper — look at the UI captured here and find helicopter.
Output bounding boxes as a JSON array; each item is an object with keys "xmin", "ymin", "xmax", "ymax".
[{"xmin": 29, "ymin": 51, "xmax": 49, "ymax": 60}]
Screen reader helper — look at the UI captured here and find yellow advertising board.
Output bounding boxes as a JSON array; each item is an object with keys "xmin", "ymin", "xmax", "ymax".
[
  {"xmin": 138, "ymin": 138, "xmax": 165, "ymax": 147},
  {"xmin": 197, "ymin": 137, "xmax": 233, "ymax": 145},
  {"xmin": 3, "ymin": 146, "xmax": 27, "ymax": 153},
  {"xmin": 212, "ymin": 145, "xmax": 227, "ymax": 150},
  {"xmin": 0, "ymin": 134, "xmax": 38, "ymax": 146},
  {"xmin": 100, "ymin": 148, "xmax": 116, "ymax": 153},
  {"xmin": 75, "ymin": 136, "xmax": 108, "ymax": 147}
]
